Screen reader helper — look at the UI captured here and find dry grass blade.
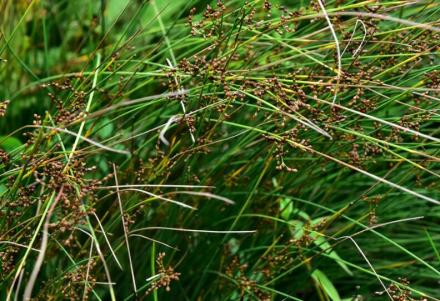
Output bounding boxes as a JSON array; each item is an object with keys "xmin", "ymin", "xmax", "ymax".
[
  {"xmin": 118, "ymin": 188, "xmax": 196, "ymax": 210},
  {"xmin": 23, "ymin": 186, "xmax": 64, "ymax": 300},
  {"xmin": 113, "ymin": 164, "xmax": 137, "ymax": 295},
  {"xmin": 130, "ymin": 227, "xmax": 256, "ymax": 234},
  {"xmin": 164, "ymin": 191, "xmax": 235, "ymax": 205},
  {"xmin": 316, "ymin": 0, "xmax": 342, "ymax": 104}
]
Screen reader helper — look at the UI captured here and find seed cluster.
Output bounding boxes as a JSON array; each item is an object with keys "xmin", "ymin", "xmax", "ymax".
[
  {"xmin": 223, "ymin": 256, "xmax": 271, "ymax": 301},
  {"xmin": 0, "ymin": 149, "xmax": 9, "ymax": 164},
  {"xmin": 176, "ymin": 0, "xmax": 422, "ymax": 177},
  {"xmin": 58, "ymin": 259, "xmax": 97, "ymax": 301},
  {"xmin": 0, "ymin": 246, "xmax": 18, "ymax": 278},
  {"xmin": 43, "ymin": 78, "xmax": 87, "ymax": 126},
  {"xmin": 145, "ymin": 253, "xmax": 180, "ymax": 296},
  {"xmin": 380, "ymin": 278, "xmax": 428, "ymax": 301}
]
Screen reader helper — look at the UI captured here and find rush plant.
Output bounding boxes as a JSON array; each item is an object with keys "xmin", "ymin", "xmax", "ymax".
[{"xmin": 0, "ymin": 0, "xmax": 439, "ymax": 300}]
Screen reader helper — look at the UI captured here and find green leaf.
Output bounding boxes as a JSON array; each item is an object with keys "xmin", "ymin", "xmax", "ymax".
[
  {"xmin": 288, "ymin": 220, "xmax": 304, "ymax": 240},
  {"xmin": 106, "ymin": 0, "xmax": 131, "ymax": 25},
  {"xmin": 0, "ymin": 184, "xmax": 6, "ymax": 197},
  {"xmin": 280, "ymin": 198, "xmax": 293, "ymax": 220},
  {"xmin": 141, "ymin": 0, "xmax": 187, "ymax": 27},
  {"xmin": 311, "ymin": 269, "xmax": 341, "ymax": 301},
  {"xmin": 227, "ymin": 238, "xmax": 240, "ymax": 255},
  {"xmin": 309, "ymin": 217, "xmax": 352, "ymax": 276},
  {"xmin": 0, "ymin": 136, "xmax": 23, "ymax": 153},
  {"xmin": 95, "ymin": 117, "xmax": 114, "ymax": 139},
  {"xmin": 285, "ymin": 204, "xmax": 352, "ymax": 275},
  {"xmin": 312, "ymin": 235, "xmax": 353, "ymax": 276},
  {"xmin": 281, "ymin": 198, "xmax": 311, "ymax": 221}
]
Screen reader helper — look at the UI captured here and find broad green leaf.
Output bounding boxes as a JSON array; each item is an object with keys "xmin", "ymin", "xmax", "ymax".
[
  {"xmin": 286, "ymin": 212, "xmax": 352, "ymax": 276},
  {"xmin": 141, "ymin": 0, "xmax": 187, "ymax": 27},
  {"xmin": 312, "ymin": 235, "xmax": 353, "ymax": 276},
  {"xmin": 288, "ymin": 220, "xmax": 304, "ymax": 240},
  {"xmin": 293, "ymin": 208, "xmax": 310, "ymax": 221},
  {"xmin": 0, "ymin": 136, "xmax": 23, "ymax": 153},
  {"xmin": 311, "ymin": 269, "xmax": 341, "ymax": 301},
  {"xmin": 106, "ymin": 0, "xmax": 131, "ymax": 25},
  {"xmin": 97, "ymin": 158, "xmax": 109, "ymax": 175},
  {"xmin": 0, "ymin": 184, "xmax": 6, "ymax": 197},
  {"xmin": 280, "ymin": 198, "xmax": 293, "ymax": 220},
  {"xmin": 96, "ymin": 117, "xmax": 114, "ymax": 139},
  {"xmin": 227, "ymin": 238, "xmax": 240, "ymax": 255},
  {"xmin": 281, "ymin": 198, "xmax": 311, "ymax": 221},
  {"xmin": 310, "ymin": 217, "xmax": 352, "ymax": 276},
  {"xmin": 285, "ymin": 204, "xmax": 342, "ymax": 271}
]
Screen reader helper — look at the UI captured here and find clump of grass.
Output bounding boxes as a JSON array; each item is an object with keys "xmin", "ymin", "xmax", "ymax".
[{"xmin": 0, "ymin": 0, "xmax": 439, "ymax": 300}]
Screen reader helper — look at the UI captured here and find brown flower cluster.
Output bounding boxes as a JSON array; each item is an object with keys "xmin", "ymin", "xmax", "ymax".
[{"xmin": 146, "ymin": 252, "xmax": 180, "ymax": 296}]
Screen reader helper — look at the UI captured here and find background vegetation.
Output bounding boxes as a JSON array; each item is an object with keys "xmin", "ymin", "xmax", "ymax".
[{"xmin": 0, "ymin": 0, "xmax": 439, "ymax": 300}]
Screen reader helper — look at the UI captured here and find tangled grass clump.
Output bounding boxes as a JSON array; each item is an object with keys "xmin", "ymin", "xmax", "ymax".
[{"xmin": 0, "ymin": 0, "xmax": 439, "ymax": 300}]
